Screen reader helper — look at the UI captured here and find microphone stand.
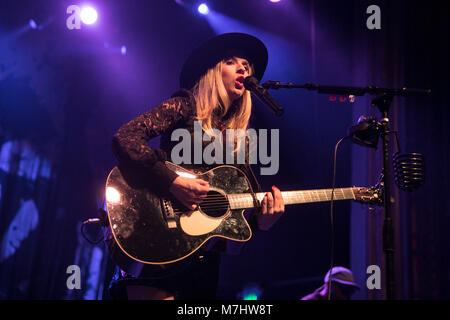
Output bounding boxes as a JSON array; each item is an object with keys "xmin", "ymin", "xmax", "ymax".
[
  {"xmin": 371, "ymin": 93, "xmax": 395, "ymax": 300},
  {"xmin": 262, "ymin": 81, "xmax": 432, "ymax": 97},
  {"xmin": 262, "ymin": 80, "xmax": 431, "ymax": 300}
]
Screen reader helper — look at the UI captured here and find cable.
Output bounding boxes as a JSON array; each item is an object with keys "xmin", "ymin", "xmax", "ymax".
[
  {"xmin": 327, "ymin": 136, "xmax": 347, "ymax": 300},
  {"xmin": 81, "ymin": 219, "xmax": 105, "ymax": 245},
  {"xmin": 80, "ymin": 208, "xmax": 109, "ymax": 245}
]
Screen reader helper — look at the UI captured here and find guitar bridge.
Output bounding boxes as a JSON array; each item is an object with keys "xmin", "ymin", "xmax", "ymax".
[{"xmin": 161, "ymin": 198, "xmax": 177, "ymax": 229}]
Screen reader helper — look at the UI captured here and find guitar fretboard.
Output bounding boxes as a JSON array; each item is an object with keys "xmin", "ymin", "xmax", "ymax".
[{"xmin": 228, "ymin": 188, "xmax": 356, "ymax": 210}]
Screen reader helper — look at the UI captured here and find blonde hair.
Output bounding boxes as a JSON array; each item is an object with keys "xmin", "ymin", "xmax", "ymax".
[{"xmin": 192, "ymin": 59, "xmax": 253, "ymax": 152}]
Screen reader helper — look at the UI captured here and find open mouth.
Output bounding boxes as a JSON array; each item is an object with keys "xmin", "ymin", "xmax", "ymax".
[{"xmin": 235, "ymin": 76, "xmax": 245, "ymax": 89}]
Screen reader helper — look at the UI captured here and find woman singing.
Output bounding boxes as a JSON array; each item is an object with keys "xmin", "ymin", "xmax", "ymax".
[{"xmin": 108, "ymin": 33, "xmax": 284, "ymax": 300}]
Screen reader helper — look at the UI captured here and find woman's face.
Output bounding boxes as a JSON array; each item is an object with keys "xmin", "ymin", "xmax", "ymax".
[{"xmin": 221, "ymin": 56, "xmax": 251, "ymax": 102}]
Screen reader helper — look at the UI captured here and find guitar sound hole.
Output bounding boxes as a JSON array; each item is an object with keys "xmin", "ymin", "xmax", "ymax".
[{"xmin": 199, "ymin": 190, "xmax": 229, "ymax": 218}]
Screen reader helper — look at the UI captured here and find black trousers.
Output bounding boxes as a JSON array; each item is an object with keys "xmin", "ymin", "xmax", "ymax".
[{"xmin": 108, "ymin": 250, "xmax": 221, "ymax": 300}]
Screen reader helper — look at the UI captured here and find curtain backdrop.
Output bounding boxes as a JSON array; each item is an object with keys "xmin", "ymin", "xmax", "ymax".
[{"xmin": 0, "ymin": 0, "xmax": 448, "ymax": 299}]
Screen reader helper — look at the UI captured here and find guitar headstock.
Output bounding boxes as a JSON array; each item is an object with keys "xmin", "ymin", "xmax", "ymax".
[{"xmin": 353, "ymin": 186, "xmax": 384, "ymax": 205}]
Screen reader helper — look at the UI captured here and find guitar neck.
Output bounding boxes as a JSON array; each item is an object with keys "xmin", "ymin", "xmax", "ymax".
[{"xmin": 228, "ymin": 188, "xmax": 356, "ymax": 210}]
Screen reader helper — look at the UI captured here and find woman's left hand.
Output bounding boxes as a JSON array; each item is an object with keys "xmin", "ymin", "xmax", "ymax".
[{"xmin": 257, "ymin": 185, "xmax": 285, "ymax": 231}]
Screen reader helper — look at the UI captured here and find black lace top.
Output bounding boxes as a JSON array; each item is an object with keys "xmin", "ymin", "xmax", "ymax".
[{"xmin": 112, "ymin": 88, "xmax": 261, "ymax": 197}]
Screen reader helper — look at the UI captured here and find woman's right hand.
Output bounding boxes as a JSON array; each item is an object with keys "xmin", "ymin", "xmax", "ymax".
[{"xmin": 169, "ymin": 176, "xmax": 209, "ymax": 210}]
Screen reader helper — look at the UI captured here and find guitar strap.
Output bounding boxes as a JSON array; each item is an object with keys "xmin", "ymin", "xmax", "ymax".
[
  {"xmin": 243, "ymin": 136, "xmax": 262, "ymax": 210},
  {"xmin": 244, "ymin": 163, "xmax": 262, "ymax": 210},
  {"xmin": 250, "ymin": 188, "xmax": 260, "ymax": 210}
]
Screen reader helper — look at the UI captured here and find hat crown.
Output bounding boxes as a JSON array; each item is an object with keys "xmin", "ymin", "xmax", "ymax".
[{"xmin": 180, "ymin": 33, "xmax": 268, "ymax": 90}]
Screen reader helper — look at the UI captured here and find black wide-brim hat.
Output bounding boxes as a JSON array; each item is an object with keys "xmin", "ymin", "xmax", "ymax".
[{"xmin": 180, "ymin": 33, "xmax": 268, "ymax": 90}]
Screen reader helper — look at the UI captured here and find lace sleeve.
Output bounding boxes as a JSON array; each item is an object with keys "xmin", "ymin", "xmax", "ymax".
[{"xmin": 112, "ymin": 95, "xmax": 193, "ymax": 193}]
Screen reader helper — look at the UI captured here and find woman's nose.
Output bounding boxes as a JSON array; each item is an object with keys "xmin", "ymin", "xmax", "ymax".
[{"xmin": 237, "ymin": 64, "xmax": 247, "ymax": 75}]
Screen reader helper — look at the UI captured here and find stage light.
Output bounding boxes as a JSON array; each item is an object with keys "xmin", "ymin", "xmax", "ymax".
[
  {"xmin": 239, "ymin": 284, "xmax": 262, "ymax": 300},
  {"xmin": 198, "ymin": 3, "xmax": 209, "ymax": 15},
  {"xmin": 120, "ymin": 45, "xmax": 127, "ymax": 55},
  {"xmin": 269, "ymin": 0, "xmax": 281, "ymax": 3},
  {"xmin": 80, "ymin": 6, "xmax": 98, "ymax": 25},
  {"xmin": 243, "ymin": 292, "xmax": 258, "ymax": 300},
  {"xmin": 29, "ymin": 19, "xmax": 37, "ymax": 29}
]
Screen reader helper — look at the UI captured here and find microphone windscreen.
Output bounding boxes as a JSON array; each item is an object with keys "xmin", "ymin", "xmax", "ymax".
[{"xmin": 243, "ymin": 76, "xmax": 259, "ymax": 90}]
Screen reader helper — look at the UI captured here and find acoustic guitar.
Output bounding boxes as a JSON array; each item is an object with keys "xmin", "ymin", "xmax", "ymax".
[{"xmin": 105, "ymin": 161, "xmax": 382, "ymax": 266}]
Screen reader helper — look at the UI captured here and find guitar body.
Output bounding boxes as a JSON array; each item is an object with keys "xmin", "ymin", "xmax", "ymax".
[{"xmin": 105, "ymin": 162, "xmax": 253, "ymax": 267}]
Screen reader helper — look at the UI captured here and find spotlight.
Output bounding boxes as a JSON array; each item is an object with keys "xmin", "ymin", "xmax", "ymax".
[
  {"xmin": 198, "ymin": 3, "xmax": 209, "ymax": 15},
  {"xmin": 269, "ymin": 0, "xmax": 281, "ymax": 2},
  {"xmin": 29, "ymin": 19, "xmax": 38, "ymax": 29},
  {"xmin": 239, "ymin": 284, "xmax": 262, "ymax": 300},
  {"xmin": 80, "ymin": 6, "xmax": 98, "ymax": 25},
  {"xmin": 120, "ymin": 45, "xmax": 127, "ymax": 56}
]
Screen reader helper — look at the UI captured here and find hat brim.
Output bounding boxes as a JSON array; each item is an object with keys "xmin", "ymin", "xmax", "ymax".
[{"xmin": 180, "ymin": 33, "xmax": 268, "ymax": 90}]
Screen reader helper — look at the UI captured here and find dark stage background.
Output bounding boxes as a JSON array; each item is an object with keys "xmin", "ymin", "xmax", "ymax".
[{"xmin": 0, "ymin": 0, "xmax": 448, "ymax": 299}]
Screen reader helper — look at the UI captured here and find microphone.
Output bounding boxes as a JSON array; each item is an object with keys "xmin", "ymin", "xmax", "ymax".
[
  {"xmin": 347, "ymin": 115, "xmax": 381, "ymax": 149},
  {"xmin": 244, "ymin": 76, "xmax": 284, "ymax": 116},
  {"xmin": 393, "ymin": 152, "xmax": 425, "ymax": 191}
]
